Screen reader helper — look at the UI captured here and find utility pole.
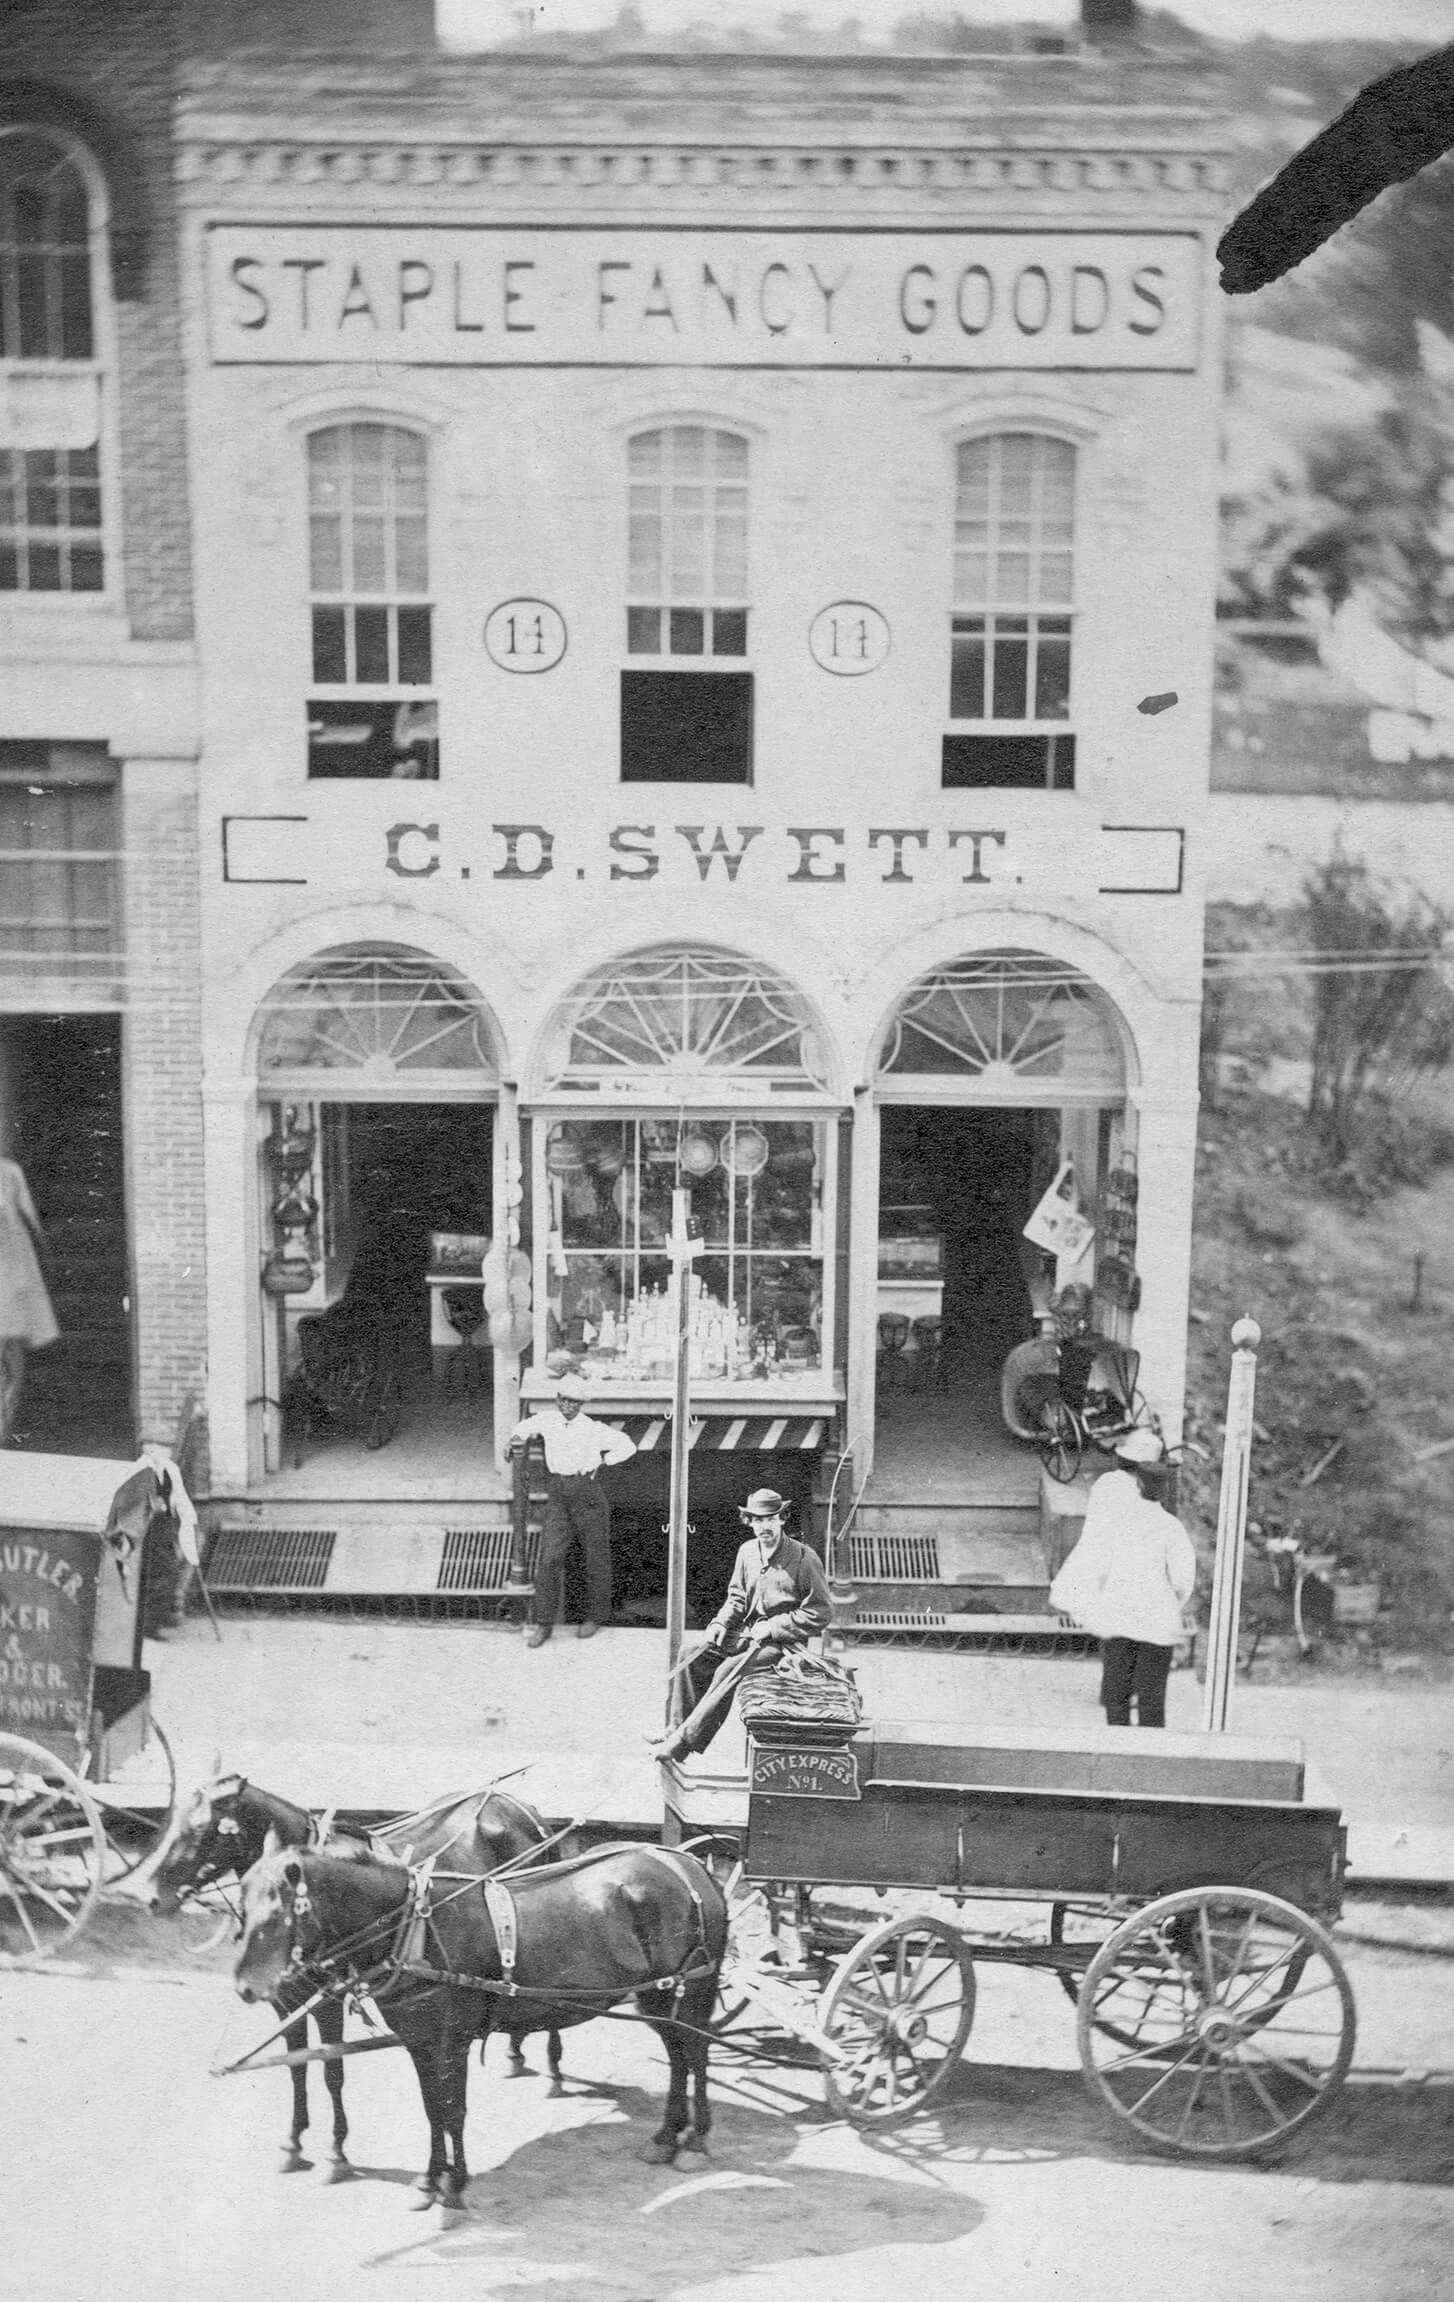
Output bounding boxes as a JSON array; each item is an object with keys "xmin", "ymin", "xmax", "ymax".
[{"xmin": 1201, "ymin": 1316, "xmax": 1261, "ymax": 1732}]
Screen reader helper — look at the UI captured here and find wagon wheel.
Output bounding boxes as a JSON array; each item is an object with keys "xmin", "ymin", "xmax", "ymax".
[
  {"xmin": 0, "ymin": 1734, "xmax": 107, "ymax": 1964},
  {"xmin": 87, "ymin": 1717, "xmax": 179, "ymax": 1883},
  {"xmin": 1037, "ymin": 1399, "xmax": 1082, "ymax": 1484},
  {"xmin": 1049, "ymin": 1901, "xmax": 1146, "ymax": 2048},
  {"xmin": 176, "ymin": 1880, "xmax": 241, "ymax": 1959},
  {"xmin": 818, "ymin": 1915, "xmax": 976, "ymax": 2127},
  {"xmin": 1077, "ymin": 1887, "xmax": 1355, "ymax": 2159}
]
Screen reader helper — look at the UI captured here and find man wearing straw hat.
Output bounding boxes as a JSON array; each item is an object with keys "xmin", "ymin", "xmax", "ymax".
[
  {"xmin": 508, "ymin": 1372, "xmax": 637, "ymax": 1647},
  {"xmin": 645, "ymin": 1486, "xmax": 831, "ymax": 1763}
]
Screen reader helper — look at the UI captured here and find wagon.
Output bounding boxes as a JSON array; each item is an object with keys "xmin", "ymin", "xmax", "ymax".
[
  {"xmin": 663, "ymin": 1714, "xmax": 1355, "ymax": 2160},
  {"xmin": 0, "ymin": 1453, "xmax": 179, "ymax": 1963}
]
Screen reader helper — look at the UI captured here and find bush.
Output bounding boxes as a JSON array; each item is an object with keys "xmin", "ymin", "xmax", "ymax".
[{"xmin": 1303, "ymin": 851, "xmax": 1452, "ymax": 1163}]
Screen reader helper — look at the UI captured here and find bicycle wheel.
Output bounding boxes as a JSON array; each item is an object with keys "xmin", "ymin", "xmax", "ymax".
[{"xmin": 1038, "ymin": 1400, "xmax": 1082, "ymax": 1484}]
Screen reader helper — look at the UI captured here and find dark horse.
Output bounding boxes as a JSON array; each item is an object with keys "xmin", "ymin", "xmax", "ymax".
[
  {"xmin": 235, "ymin": 1839, "xmax": 727, "ymax": 2207},
  {"xmin": 152, "ymin": 1775, "xmax": 564, "ymax": 2178}
]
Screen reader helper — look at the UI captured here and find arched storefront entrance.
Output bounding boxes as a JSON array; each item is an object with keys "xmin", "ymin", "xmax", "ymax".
[
  {"xmin": 249, "ymin": 941, "xmax": 504, "ymax": 1489},
  {"xmin": 861, "ymin": 946, "xmax": 1134, "ymax": 1504},
  {"xmin": 522, "ymin": 940, "xmax": 844, "ymax": 1625}
]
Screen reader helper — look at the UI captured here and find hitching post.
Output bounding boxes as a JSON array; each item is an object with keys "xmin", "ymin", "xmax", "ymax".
[
  {"xmin": 1201, "ymin": 1316, "xmax": 1262, "ymax": 1733},
  {"xmin": 664, "ymin": 1187, "xmax": 699, "ymax": 1685}
]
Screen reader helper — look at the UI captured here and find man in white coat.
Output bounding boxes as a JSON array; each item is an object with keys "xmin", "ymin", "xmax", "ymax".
[{"xmin": 1049, "ymin": 1428, "xmax": 1197, "ymax": 1728}]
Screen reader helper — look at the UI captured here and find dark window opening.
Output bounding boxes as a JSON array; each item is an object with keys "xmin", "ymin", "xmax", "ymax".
[
  {"xmin": 621, "ymin": 671, "xmax": 753, "ymax": 784},
  {"xmin": 941, "ymin": 733, "xmax": 1076, "ymax": 791},
  {"xmin": 307, "ymin": 699, "xmax": 439, "ymax": 781}
]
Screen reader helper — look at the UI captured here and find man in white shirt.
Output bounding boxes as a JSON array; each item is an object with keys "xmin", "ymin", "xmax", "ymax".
[
  {"xmin": 1048, "ymin": 1428, "xmax": 1197, "ymax": 1727},
  {"xmin": 507, "ymin": 1372, "xmax": 637, "ymax": 1647}
]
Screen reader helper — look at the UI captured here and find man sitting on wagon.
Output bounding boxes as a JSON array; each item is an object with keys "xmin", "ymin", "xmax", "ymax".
[{"xmin": 645, "ymin": 1487, "xmax": 832, "ymax": 1765}]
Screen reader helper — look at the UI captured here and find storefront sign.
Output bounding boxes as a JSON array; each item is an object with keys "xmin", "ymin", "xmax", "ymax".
[
  {"xmin": 809, "ymin": 602, "xmax": 891, "ymax": 676},
  {"xmin": 0, "ymin": 1528, "xmax": 96, "ymax": 1758},
  {"xmin": 222, "ymin": 813, "xmax": 1182, "ymax": 897},
  {"xmin": 484, "ymin": 599, "xmax": 568, "ymax": 674},
  {"xmin": 206, "ymin": 227, "xmax": 1202, "ymax": 370},
  {"xmin": 750, "ymin": 1744, "xmax": 861, "ymax": 1799}
]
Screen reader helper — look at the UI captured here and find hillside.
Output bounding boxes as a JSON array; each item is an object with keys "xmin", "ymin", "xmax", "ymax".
[{"xmin": 1179, "ymin": 932, "xmax": 1454, "ymax": 1662}]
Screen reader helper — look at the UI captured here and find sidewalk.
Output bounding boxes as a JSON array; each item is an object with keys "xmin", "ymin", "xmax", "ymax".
[{"xmin": 141, "ymin": 1616, "xmax": 1454, "ymax": 1891}]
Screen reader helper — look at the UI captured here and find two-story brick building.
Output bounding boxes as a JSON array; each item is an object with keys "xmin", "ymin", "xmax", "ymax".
[
  {"xmin": 1, "ymin": 3, "xmax": 202, "ymax": 1462},
  {"xmin": 176, "ymin": 4, "xmax": 1228, "ymax": 1627}
]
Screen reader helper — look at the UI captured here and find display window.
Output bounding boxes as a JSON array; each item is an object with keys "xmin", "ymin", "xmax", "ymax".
[{"xmin": 542, "ymin": 1116, "xmax": 828, "ymax": 1379}]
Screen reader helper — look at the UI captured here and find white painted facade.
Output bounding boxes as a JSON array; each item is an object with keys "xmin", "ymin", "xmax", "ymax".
[{"xmin": 175, "ymin": 51, "xmax": 1227, "ymax": 1505}]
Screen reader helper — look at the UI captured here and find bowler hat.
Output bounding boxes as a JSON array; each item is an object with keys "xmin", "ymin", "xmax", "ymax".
[{"xmin": 739, "ymin": 1487, "xmax": 789, "ymax": 1522}]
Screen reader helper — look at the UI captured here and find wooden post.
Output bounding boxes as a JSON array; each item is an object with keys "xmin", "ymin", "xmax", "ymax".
[
  {"xmin": 664, "ymin": 1187, "xmax": 698, "ymax": 1683},
  {"xmin": 1201, "ymin": 1316, "xmax": 1261, "ymax": 1733}
]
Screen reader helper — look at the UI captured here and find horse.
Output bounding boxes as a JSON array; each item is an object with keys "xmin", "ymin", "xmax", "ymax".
[
  {"xmin": 152, "ymin": 1775, "xmax": 565, "ymax": 2178},
  {"xmin": 234, "ymin": 1838, "xmax": 727, "ymax": 2208}
]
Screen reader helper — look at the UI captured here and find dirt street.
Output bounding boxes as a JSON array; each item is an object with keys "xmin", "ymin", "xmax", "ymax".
[{"xmin": 4, "ymin": 1905, "xmax": 1452, "ymax": 2302}]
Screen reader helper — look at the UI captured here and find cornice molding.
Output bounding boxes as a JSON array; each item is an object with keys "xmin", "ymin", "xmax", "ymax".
[{"xmin": 176, "ymin": 140, "xmax": 1229, "ymax": 202}]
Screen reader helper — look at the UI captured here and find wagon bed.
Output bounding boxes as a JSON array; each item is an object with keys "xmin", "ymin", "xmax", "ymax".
[{"xmin": 664, "ymin": 1716, "xmax": 1355, "ymax": 2159}]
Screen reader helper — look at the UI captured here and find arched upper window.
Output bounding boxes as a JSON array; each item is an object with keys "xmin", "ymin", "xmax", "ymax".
[
  {"xmin": 305, "ymin": 422, "xmax": 437, "ymax": 779},
  {"xmin": 944, "ymin": 432, "xmax": 1077, "ymax": 793},
  {"xmin": 0, "ymin": 129, "xmax": 103, "ymax": 594},
  {"xmin": 255, "ymin": 944, "xmax": 496, "ymax": 1088},
  {"xmin": 876, "ymin": 950, "xmax": 1124, "ymax": 1105},
  {"xmin": 621, "ymin": 426, "xmax": 752, "ymax": 783},
  {"xmin": 536, "ymin": 944, "xmax": 830, "ymax": 1100}
]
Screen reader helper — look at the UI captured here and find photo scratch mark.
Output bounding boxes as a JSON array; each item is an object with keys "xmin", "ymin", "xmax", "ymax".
[
  {"xmin": 1218, "ymin": 42, "xmax": 1454, "ymax": 294},
  {"xmin": 1137, "ymin": 692, "xmax": 1179, "ymax": 717}
]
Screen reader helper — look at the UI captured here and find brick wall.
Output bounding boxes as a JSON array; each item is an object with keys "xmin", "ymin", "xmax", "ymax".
[
  {"xmin": 119, "ymin": 757, "xmax": 208, "ymax": 1469},
  {"xmin": 4, "ymin": 0, "xmax": 193, "ymax": 641}
]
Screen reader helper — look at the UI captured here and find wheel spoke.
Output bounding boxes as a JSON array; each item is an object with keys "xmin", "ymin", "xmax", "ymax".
[
  {"xmin": 1236, "ymin": 2041, "xmax": 1329, "ymax": 2096},
  {"xmin": 1122, "ymin": 2035, "xmax": 1212, "ymax": 2119},
  {"xmin": 0, "ymin": 1878, "xmax": 45, "ymax": 1956},
  {"xmin": 1231, "ymin": 2055, "xmax": 1286, "ymax": 2129},
  {"xmin": 1173, "ymin": 2054, "xmax": 1212, "ymax": 2146}
]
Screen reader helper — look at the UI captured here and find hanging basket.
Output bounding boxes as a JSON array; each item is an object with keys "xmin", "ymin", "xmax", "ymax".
[
  {"xmin": 546, "ymin": 1123, "xmax": 586, "ymax": 1173},
  {"xmin": 720, "ymin": 1123, "xmax": 770, "ymax": 1179},
  {"xmin": 679, "ymin": 1129, "xmax": 719, "ymax": 1177}
]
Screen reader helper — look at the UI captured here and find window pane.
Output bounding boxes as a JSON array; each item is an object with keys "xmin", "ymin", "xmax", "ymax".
[
  {"xmin": 56, "ymin": 252, "xmax": 92, "ymax": 358},
  {"xmin": 394, "ymin": 515, "xmax": 428, "ymax": 593},
  {"xmin": 1035, "ymin": 625, "xmax": 1072, "ymax": 719},
  {"xmin": 671, "ymin": 507, "xmax": 705, "ymax": 597},
  {"xmin": 712, "ymin": 608, "xmax": 747, "ymax": 656},
  {"xmin": 713, "ymin": 511, "xmax": 747, "ymax": 599},
  {"xmin": 69, "ymin": 541, "xmax": 103, "ymax": 591},
  {"xmin": 312, "ymin": 605, "xmax": 347, "ymax": 683},
  {"xmin": 28, "ymin": 457, "xmax": 58, "ymax": 528},
  {"xmin": 308, "ymin": 429, "xmax": 342, "ymax": 499},
  {"xmin": 949, "ymin": 622, "xmax": 985, "ymax": 719},
  {"xmin": 629, "ymin": 430, "xmax": 663, "ymax": 475},
  {"xmin": 397, "ymin": 605, "xmax": 433, "ymax": 685},
  {"xmin": 29, "ymin": 541, "xmax": 61, "ymax": 589},
  {"xmin": 628, "ymin": 509, "xmax": 662, "ymax": 594},
  {"xmin": 0, "ymin": 544, "xmax": 17, "ymax": 589},
  {"xmin": 991, "ymin": 628, "xmax": 1029, "ymax": 718},
  {"xmin": 1039, "ymin": 551, "xmax": 1073, "ymax": 604},
  {"xmin": 674, "ymin": 428, "xmax": 705, "ymax": 475},
  {"xmin": 713, "ymin": 430, "xmax": 748, "ymax": 479},
  {"xmin": 17, "ymin": 252, "xmax": 50, "ymax": 357},
  {"xmin": 351, "ymin": 515, "xmax": 387, "ymax": 594},
  {"xmin": 354, "ymin": 605, "xmax": 391, "ymax": 683},
  {"xmin": 669, "ymin": 608, "xmax": 704, "ymax": 655},
  {"xmin": 310, "ymin": 515, "xmax": 343, "ymax": 594},
  {"xmin": 627, "ymin": 606, "xmax": 662, "ymax": 653}
]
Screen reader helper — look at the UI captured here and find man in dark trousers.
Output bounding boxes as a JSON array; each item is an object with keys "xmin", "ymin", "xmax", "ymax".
[
  {"xmin": 645, "ymin": 1487, "xmax": 832, "ymax": 1762},
  {"xmin": 508, "ymin": 1372, "xmax": 636, "ymax": 1647}
]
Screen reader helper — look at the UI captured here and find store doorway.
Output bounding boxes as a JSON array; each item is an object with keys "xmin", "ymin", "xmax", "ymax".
[
  {"xmin": 0, "ymin": 1013, "xmax": 132, "ymax": 1457},
  {"xmin": 261, "ymin": 1099, "xmax": 494, "ymax": 1493},
  {"xmin": 877, "ymin": 1105, "xmax": 1052, "ymax": 1466}
]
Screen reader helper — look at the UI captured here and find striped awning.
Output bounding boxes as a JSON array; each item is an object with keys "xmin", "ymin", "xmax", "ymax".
[{"xmin": 599, "ymin": 1414, "xmax": 828, "ymax": 1452}]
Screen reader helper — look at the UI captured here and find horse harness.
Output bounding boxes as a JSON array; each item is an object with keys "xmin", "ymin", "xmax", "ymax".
[{"xmin": 385, "ymin": 1842, "xmax": 719, "ymax": 2018}]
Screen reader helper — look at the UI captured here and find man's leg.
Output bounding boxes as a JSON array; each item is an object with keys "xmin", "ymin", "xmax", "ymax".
[
  {"xmin": 672, "ymin": 1649, "xmax": 755, "ymax": 1755},
  {"xmin": 530, "ymin": 1490, "xmax": 571, "ymax": 1633},
  {"xmin": 1100, "ymin": 1637, "xmax": 1136, "ymax": 1726},
  {"xmin": 573, "ymin": 1482, "xmax": 613, "ymax": 1629},
  {"xmin": 1131, "ymin": 1641, "xmax": 1174, "ymax": 1728}
]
